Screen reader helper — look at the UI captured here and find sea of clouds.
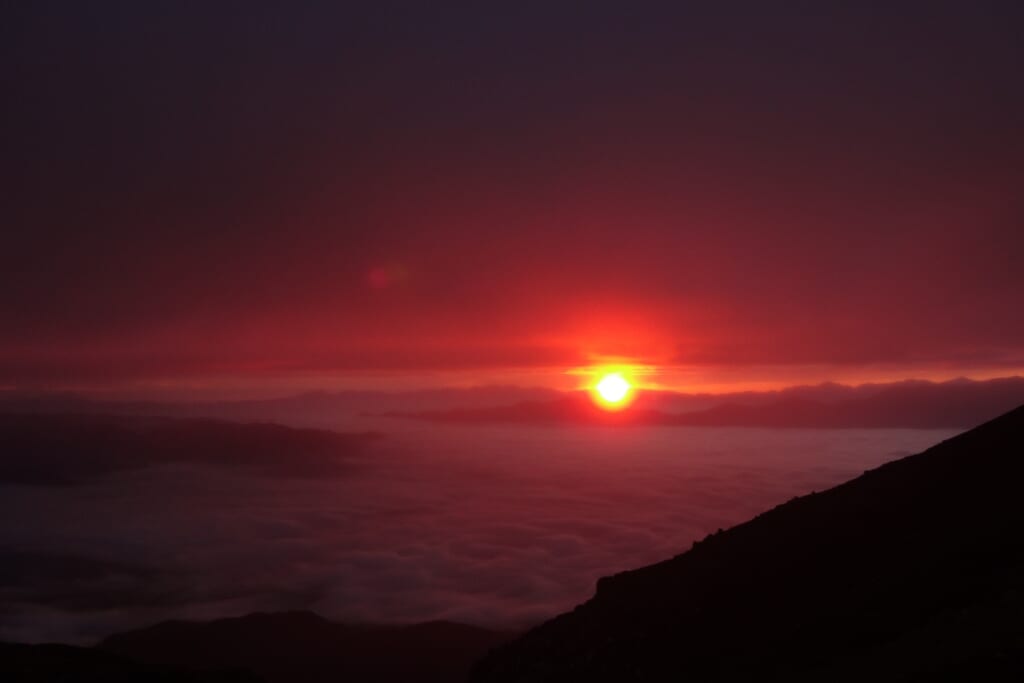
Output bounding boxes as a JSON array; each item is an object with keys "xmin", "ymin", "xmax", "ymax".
[{"xmin": 0, "ymin": 419, "xmax": 955, "ymax": 644}]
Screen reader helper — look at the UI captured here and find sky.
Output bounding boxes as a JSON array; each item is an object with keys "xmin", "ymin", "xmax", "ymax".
[{"xmin": 4, "ymin": 2, "xmax": 1023, "ymax": 396}]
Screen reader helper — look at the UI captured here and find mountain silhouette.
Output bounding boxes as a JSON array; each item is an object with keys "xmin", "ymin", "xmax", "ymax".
[
  {"xmin": 99, "ymin": 611, "xmax": 513, "ymax": 683},
  {"xmin": 387, "ymin": 376, "xmax": 1024, "ymax": 429},
  {"xmin": 0, "ymin": 641, "xmax": 262, "ymax": 682},
  {"xmin": 6, "ymin": 377, "xmax": 1023, "ymax": 430},
  {"xmin": 471, "ymin": 405, "xmax": 1024, "ymax": 681},
  {"xmin": 0, "ymin": 413, "xmax": 378, "ymax": 485}
]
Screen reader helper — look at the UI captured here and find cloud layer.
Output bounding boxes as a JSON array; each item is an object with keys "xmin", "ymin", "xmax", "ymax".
[{"xmin": 0, "ymin": 416, "xmax": 954, "ymax": 643}]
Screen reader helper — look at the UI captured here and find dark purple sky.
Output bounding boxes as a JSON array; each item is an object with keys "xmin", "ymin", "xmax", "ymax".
[{"xmin": 3, "ymin": 2, "xmax": 1023, "ymax": 393}]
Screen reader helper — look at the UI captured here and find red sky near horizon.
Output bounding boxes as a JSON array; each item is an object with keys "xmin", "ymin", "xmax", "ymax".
[{"xmin": 3, "ymin": 3, "xmax": 1023, "ymax": 397}]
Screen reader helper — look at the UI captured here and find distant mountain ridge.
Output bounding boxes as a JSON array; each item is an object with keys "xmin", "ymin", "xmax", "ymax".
[
  {"xmin": 1, "ymin": 611, "xmax": 513, "ymax": 682},
  {"xmin": 471, "ymin": 404, "xmax": 1024, "ymax": 681},
  {"xmin": 389, "ymin": 376, "xmax": 1024, "ymax": 428},
  {"xmin": 0, "ymin": 640, "xmax": 261, "ymax": 682},
  {"xmin": 0, "ymin": 413, "xmax": 378, "ymax": 485},
  {"xmin": 98, "ymin": 611, "xmax": 513, "ymax": 683},
  {"xmin": 0, "ymin": 387, "xmax": 564, "ymax": 428},
  {"xmin": 3, "ymin": 377, "xmax": 1023, "ymax": 429}
]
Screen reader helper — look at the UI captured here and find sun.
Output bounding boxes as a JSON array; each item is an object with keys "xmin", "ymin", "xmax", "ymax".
[{"xmin": 593, "ymin": 372, "xmax": 633, "ymax": 408}]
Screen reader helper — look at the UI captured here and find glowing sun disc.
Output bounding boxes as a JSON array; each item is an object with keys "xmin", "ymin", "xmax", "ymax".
[{"xmin": 595, "ymin": 372, "xmax": 631, "ymax": 404}]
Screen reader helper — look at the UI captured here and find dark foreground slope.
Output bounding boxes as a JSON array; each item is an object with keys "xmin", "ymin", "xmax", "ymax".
[
  {"xmin": 100, "ymin": 611, "xmax": 513, "ymax": 683},
  {"xmin": 472, "ymin": 405, "xmax": 1024, "ymax": 682}
]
